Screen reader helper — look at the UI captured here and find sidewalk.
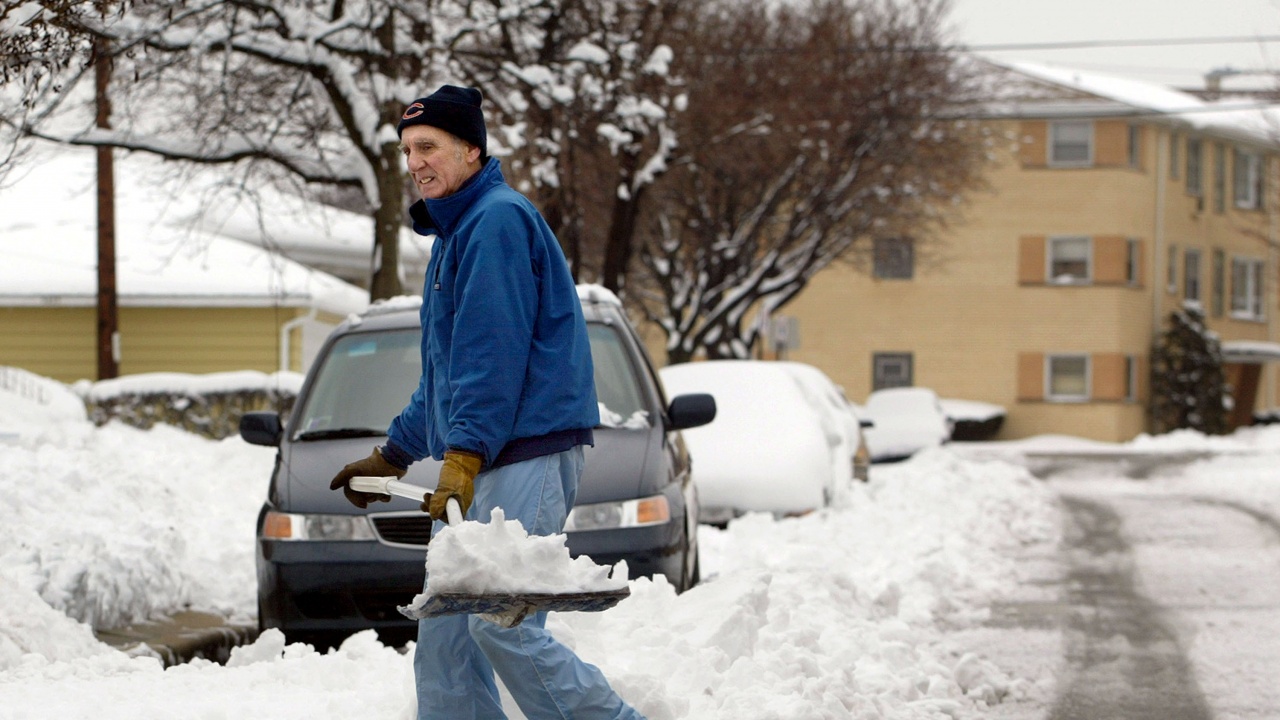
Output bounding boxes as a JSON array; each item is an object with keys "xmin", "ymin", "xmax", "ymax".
[{"xmin": 95, "ymin": 611, "xmax": 258, "ymax": 667}]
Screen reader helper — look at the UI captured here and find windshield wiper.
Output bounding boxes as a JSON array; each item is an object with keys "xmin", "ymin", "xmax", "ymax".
[{"xmin": 295, "ymin": 428, "xmax": 386, "ymax": 441}]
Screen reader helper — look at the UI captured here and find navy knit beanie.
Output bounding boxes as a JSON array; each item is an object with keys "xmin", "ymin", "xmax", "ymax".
[{"xmin": 397, "ymin": 85, "xmax": 487, "ymax": 158}]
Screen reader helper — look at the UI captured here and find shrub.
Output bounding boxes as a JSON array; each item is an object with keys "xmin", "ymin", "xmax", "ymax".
[{"xmin": 1149, "ymin": 304, "xmax": 1229, "ymax": 435}]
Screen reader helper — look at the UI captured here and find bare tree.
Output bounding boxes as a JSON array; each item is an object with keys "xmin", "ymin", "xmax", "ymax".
[
  {"xmin": 637, "ymin": 0, "xmax": 992, "ymax": 362},
  {"xmin": 0, "ymin": 0, "xmax": 124, "ymax": 179},
  {"xmin": 439, "ymin": 0, "xmax": 691, "ymax": 290},
  {"xmin": 3, "ymin": 0, "xmax": 692, "ymax": 299},
  {"xmin": 3, "ymin": 0, "xmax": 448, "ymax": 299},
  {"xmin": 5, "ymin": 0, "xmax": 989, "ymax": 341},
  {"xmin": 0, "ymin": 1, "xmax": 114, "ymax": 102}
]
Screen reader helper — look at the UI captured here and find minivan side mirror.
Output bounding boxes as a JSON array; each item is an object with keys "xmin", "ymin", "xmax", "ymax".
[
  {"xmin": 240, "ymin": 412, "xmax": 283, "ymax": 447},
  {"xmin": 667, "ymin": 393, "xmax": 716, "ymax": 431}
]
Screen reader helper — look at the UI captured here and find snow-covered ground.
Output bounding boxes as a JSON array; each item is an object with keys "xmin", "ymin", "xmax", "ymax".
[
  {"xmin": 2, "ymin": 366, "xmax": 1278, "ymax": 718},
  {"xmin": 1044, "ymin": 429, "xmax": 1280, "ymax": 720}
]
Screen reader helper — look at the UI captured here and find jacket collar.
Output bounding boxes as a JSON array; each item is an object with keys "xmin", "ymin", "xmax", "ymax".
[{"xmin": 408, "ymin": 157, "xmax": 503, "ymax": 237}]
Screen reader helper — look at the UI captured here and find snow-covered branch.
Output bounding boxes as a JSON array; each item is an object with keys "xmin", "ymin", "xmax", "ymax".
[{"xmin": 22, "ymin": 125, "xmax": 358, "ymax": 185}]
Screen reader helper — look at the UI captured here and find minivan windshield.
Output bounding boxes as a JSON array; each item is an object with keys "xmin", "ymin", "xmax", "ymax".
[
  {"xmin": 293, "ymin": 320, "xmax": 648, "ymax": 440},
  {"xmin": 294, "ymin": 329, "xmax": 421, "ymax": 440}
]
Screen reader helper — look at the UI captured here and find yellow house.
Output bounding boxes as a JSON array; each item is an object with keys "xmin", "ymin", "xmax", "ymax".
[
  {"xmin": 0, "ymin": 145, "xmax": 369, "ymax": 384},
  {"xmin": 782, "ymin": 61, "xmax": 1280, "ymax": 442}
]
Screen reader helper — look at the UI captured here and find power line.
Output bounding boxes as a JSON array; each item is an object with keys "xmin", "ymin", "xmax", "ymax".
[
  {"xmin": 691, "ymin": 34, "xmax": 1280, "ymax": 57},
  {"xmin": 965, "ymin": 34, "xmax": 1280, "ymax": 53}
]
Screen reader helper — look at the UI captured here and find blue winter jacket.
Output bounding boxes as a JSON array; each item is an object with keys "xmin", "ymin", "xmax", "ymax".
[{"xmin": 383, "ymin": 158, "xmax": 599, "ymax": 470}]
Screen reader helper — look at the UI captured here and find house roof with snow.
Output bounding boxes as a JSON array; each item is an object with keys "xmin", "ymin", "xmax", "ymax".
[
  {"xmin": 0, "ymin": 144, "xmax": 372, "ymax": 316},
  {"xmin": 978, "ymin": 59, "xmax": 1280, "ymax": 148},
  {"xmin": 191, "ymin": 173, "xmax": 430, "ymax": 290}
]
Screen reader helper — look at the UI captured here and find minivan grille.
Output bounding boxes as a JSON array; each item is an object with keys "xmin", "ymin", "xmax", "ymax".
[{"xmin": 371, "ymin": 515, "xmax": 432, "ymax": 547}]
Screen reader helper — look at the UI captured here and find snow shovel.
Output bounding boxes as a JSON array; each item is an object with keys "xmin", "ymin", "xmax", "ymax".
[{"xmin": 348, "ymin": 476, "xmax": 630, "ymax": 627}]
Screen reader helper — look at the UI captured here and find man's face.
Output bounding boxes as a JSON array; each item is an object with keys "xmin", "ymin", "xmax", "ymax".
[{"xmin": 400, "ymin": 124, "xmax": 481, "ymax": 200}]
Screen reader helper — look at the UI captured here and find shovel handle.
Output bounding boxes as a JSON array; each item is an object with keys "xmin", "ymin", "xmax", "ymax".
[
  {"xmin": 445, "ymin": 497, "xmax": 463, "ymax": 525},
  {"xmin": 348, "ymin": 476, "xmax": 464, "ymax": 524}
]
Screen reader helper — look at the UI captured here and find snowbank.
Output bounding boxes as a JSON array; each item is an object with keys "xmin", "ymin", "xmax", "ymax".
[
  {"xmin": 565, "ymin": 448, "xmax": 1060, "ymax": 718},
  {"xmin": 0, "ymin": 380, "xmax": 276, "ymax": 642},
  {"xmin": 0, "ymin": 366, "xmax": 88, "ymax": 439},
  {"xmin": 0, "ymin": 368, "xmax": 1068, "ymax": 718}
]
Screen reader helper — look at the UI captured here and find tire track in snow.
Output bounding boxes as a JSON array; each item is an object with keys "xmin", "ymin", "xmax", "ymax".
[
  {"xmin": 1048, "ymin": 496, "xmax": 1214, "ymax": 720},
  {"xmin": 1187, "ymin": 496, "xmax": 1280, "ymax": 542}
]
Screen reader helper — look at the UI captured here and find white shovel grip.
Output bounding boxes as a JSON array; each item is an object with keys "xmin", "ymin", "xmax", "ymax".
[
  {"xmin": 349, "ymin": 475, "xmax": 427, "ymax": 502},
  {"xmin": 348, "ymin": 476, "xmax": 464, "ymax": 525}
]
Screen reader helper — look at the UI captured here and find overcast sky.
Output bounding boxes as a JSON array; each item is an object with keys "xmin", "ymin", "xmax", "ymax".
[{"xmin": 947, "ymin": 0, "xmax": 1280, "ymax": 91}]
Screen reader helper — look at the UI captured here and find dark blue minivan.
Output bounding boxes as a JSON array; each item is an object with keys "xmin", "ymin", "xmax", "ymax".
[{"xmin": 239, "ymin": 286, "xmax": 715, "ymax": 648}]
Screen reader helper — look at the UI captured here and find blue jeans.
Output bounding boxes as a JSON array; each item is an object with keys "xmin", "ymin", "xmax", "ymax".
[{"xmin": 414, "ymin": 447, "xmax": 645, "ymax": 720}]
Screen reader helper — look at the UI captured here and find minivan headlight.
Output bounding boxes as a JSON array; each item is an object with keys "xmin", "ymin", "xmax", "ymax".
[
  {"xmin": 564, "ymin": 495, "xmax": 670, "ymax": 532},
  {"xmin": 262, "ymin": 511, "xmax": 376, "ymax": 541}
]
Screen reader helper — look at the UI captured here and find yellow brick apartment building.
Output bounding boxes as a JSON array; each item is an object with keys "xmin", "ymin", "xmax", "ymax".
[{"xmin": 784, "ymin": 62, "xmax": 1280, "ymax": 442}]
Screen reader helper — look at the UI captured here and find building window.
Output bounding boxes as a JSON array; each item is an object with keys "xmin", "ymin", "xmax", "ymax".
[
  {"xmin": 1213, "ymin": 143, "xmax": 1226, "ymax": 213},
  {"xmin": 1048, "ymin": 236, "xmax": 1091, "ymax": 283},
  {"xmin": 1126, "ymin": 238, "xmax": 1140, "ymax": 285},
  {"xmin": 1211, "ymin": 248, "xmax": 1225, "ymax": 317},
  {"xmin": 1234, "ymin": 149, "xmax": 1263, "ymax": 210},
  {"xmin": 1184, "ymin": 249, "xmax": 1202, "ymax": 303},
  {"xmin": 1169, "ymin": 132, "xmax": 1180, "ymax": 180},
  {"xmin": 1047, "ymin": 355, "xmax": 1089, "ymax": 401},
  {"xmin": 1125, "ymin": 355, "xmax": 1138, "ymax": 402},
  {"xmin": 1231, "ymin": 257, "xmax": 1265, "ymax": 320},
  {"xmin": 873, "ymin": 237, "xmax": 914, "ymax": 279},
  {"xmin": 1186, "ymin": 138, "xmax": 1203, "ymax": 196},
  {"xmin": 1128, "ymin": 125, "xmax": 1141, "ymax": 168},
  {"xmin": 1166, "ymin": 244, "xmax": 1178, "ymax": 293},
  {"xmin": 873, "ymin": 353, "xmax": 913, "ymax": 390},
  {"xmin": 1049, "ymin": 120, "xmax": 1093, "ymax": 166}
]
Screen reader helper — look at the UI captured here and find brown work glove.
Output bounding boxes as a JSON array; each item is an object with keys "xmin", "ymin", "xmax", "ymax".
[
  {"xmin": 329, "ymin": 447, "xmax": 406, "ymax": 509},
  {"xmin": 425, "ymin": 449, "xmax": 483, "ymax": 521}
]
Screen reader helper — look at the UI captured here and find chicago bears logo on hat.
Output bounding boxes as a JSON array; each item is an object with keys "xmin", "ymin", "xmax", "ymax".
[{"xmin": 402, "ymin": 102, "xmax": 425, "ymax": 121}]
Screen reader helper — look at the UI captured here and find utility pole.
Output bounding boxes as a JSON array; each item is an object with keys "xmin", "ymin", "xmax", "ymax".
[{"xmin": 93, "ymin": 26, "xmax": 119, "ymax": 380}]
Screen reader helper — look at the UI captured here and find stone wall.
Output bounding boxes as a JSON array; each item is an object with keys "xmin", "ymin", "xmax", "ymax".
[{"xmin": 82, "ymin": 371, "xmax": 303, "ymax": 440}]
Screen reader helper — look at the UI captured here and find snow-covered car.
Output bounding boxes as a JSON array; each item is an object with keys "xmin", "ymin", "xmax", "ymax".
[
  {"xmin": 238, "ymin": 286, "xmax": 715, "ymax": 648},
  {"xmin": 940, "ymin": 398, "xmax": 1006, "ymax": 441},
  {"xmin": 860, "ymin": 387, "xmax": 953, "ymax": 462},
  {"xmin": 658, "ymin": 360, "xmax": 868, "ymax": 525},
  {"xmin": 776, "ymin": 362, "xmax": 872, "ymax": 483}
]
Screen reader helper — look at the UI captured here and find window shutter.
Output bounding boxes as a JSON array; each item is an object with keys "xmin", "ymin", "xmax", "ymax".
[
  {"xmin": 1019, "ymin": 121, "xmax": 1047, "ymax": 168},
  {"xmin": 1094, "ymin": 121, "xmax": 1129, "ymax": 166},
  {"xmin": 1017, "ymin": 353, "xmax": 1045, "ymax": 400},
  {"xmin": 1093, "ymin": 236, "xmax": 1129, "ymax": 284},
  {"xmin": 1019, "ymin": 236, "xmax": 1046, "ymax": 284},
  {"xmin": 1091, "ymin": 353, "xmax": 1127, "ymax": 401}
]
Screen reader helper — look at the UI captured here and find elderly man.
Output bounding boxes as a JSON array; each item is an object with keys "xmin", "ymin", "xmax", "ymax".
[{"xmin": 329, "ymin": 85, "xmax": 645, "ymax": 720}]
